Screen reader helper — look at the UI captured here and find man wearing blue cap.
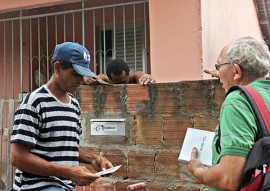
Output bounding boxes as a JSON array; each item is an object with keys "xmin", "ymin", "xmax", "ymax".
[{"xmin": 10, "ymin": 42, "xmax": 113, "ymax": 191}]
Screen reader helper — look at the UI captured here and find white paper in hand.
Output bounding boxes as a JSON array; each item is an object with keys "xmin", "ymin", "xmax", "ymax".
[
  {"xmin": 95, "ymin": 165, "xmax": 122, "ymax": 176},
  {"xmin": 178, "ymin": 128, "xmax": 215, "ymax": 167}
]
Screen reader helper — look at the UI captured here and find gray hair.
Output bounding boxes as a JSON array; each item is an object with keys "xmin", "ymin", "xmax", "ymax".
[{"xmin": 226, "ymin": 36, "xmax": 270, "ymax": 77}]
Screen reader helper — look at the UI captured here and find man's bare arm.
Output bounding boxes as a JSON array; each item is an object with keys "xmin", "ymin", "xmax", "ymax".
[
  {"xmin": 204, "ymin": 69, "xmax": 219, "ymax": 78},
  {"xmin": 78, "ymin": 146, "xmax": 113, "ymax": 171},
  {"xmin": 188, "ymin": 147, "xmax": 246, "ymax": 190},
  {"xmin": 97, "ymin": 74, "xmax": 110, "ymax": 82},
  {"xmin": 83, "ymin": 74, "xmax": 111, "ymax": 85},
  {"xmin": 10, "ymin": 143, "xmax": 100, "ymax": 186},
  {"xmin": 130, "ymin": 71, "xmax": 155, "ymax": 85}
]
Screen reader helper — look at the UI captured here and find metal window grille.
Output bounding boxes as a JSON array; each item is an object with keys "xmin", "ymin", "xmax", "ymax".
[
  {"xmin": 0, "ymin": 0, "xmax": 149, "ymax": 189},
  {"xmin": 0, "ymin": 0, "xmax": 149, "ymax": 100}
]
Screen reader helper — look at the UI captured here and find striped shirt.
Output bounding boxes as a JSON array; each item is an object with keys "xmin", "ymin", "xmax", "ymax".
[{"xmin": 11, "ymin": 85, "xmax": 82, "ymax": 191}]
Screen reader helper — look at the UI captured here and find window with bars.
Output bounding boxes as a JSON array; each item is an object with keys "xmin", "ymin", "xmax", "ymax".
[
  {"xmin": 0, "ymin": 0, "xmax": 149, "ymax": 99},
  {"xmin": 98, "ymin": 23, "xmax": 145, "ymax": 73}
]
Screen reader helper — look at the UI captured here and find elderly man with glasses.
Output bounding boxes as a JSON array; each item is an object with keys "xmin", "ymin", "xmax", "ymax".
[{"xmin": 188, "ymin": 36, "xmax": 270, "ymax": 191}]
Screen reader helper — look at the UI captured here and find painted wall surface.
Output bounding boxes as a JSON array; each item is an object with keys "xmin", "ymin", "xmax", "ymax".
[
  {"xmin": 149, "ymin": 0, "xmax": 202, "ymax": 82},
  {"xmin": 201, "ymin": 0, "xmax": 262, "ymax": 79},
  {"xmin": 149, "ymin": 0, "xmax": 262, "ymax": 82},
  {"xmin": 0, "ymin": 0, "xmax": 79, "ymax": 13},
  {"xmin": 0, "ymin": 0, "xmax": 264, "ymax": 89}
]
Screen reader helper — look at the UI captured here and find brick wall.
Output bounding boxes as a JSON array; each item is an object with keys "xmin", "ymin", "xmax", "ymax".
[{"xmin": 76, "ymin": 79, "xmax": 225, "ymax": 191}]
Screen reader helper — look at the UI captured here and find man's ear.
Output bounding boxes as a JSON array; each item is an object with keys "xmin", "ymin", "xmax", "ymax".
[
  {"xmin": 233, "ymin": 64, "xmax": 243, "ymax": 81},
  {"xmin": 54, "ymin": 61, "xmax": 61, "ymax": 75}
]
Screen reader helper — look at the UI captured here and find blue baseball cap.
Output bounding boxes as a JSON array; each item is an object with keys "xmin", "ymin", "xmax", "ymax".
[{"xmin": 53, "ymin": 42, "xmax": 95, "ymax": 77}]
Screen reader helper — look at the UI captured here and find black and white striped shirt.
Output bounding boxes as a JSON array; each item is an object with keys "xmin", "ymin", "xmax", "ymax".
[{"xmin": 11, "ymin": 85, "xmax": 82, "ymax": 191}]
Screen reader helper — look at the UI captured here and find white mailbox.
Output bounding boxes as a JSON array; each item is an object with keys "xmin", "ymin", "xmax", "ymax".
[{"xmin": 90, "ymin": 119, "xmax": 125, "ymax": 136}]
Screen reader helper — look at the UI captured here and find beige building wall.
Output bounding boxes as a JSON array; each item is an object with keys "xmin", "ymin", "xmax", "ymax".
[
  {"xmin": 201, "ymin": 0, "xmax": 262, "ymax": 79},
  {"xmin": 0, "ymin": 0, "xmax": 78, "ymax": 13},
  {"xmin": 149, "ymin": 0, "xmax": 202, "ymax": 82},
  {"xmin": 149, "ymin": 0, "xmax": 262, "ymax": 82}
]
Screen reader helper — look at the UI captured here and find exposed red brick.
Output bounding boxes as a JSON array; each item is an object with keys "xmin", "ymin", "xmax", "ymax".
[
  {"xmin": 75, "ymin": 80, "xmax": 224, "ymax": 190},
  {"xmin": 128, "ymin": 150, "xmax": 155, "ymax": 180},
  {"xmin": 179, "ymin": 81, "xmax": 215, "ymax": 113},
  {"xmin": 155, "ymin": 151, "xmax": 181, "ymax": 182},
  {"xmin": 98, "ymin": 86, "xmax": 124, "ymax": 113},
  {"xmin": 193, "ymin": 115, "xmax": 219, "ymax": 131},
  {"xmin": 213, "ymin": 82, "xmax": 226, "ymax": 107},
  {"xmin": 5, "ymin": 78, "xmax": 227, "ymax": 190},
  {"xmin": 82, "ymin": 147, "xmax": 100, "ymax": 155},
  {"xmin": 77, "ymin": 85, "xmax": 95, "ymax": 113},
  {"xmin": 133, "ymin": 115, "xmax": 163, "ymax": 145},
  {"xmin": 115, "ymin": 181, "xmax": 130, "ymax": 191},
  {"xmin": 76, "ymin": 185, "xmax": 90, "ymax": 191},
  {"xmin": 163, "ymin": 114, "xmax": 192, "ymax": 146},
  {"xmin": 90, "ymin": 179, "xmax": 115, "ymax": 191},
  {"xmin": 154, "ymin": 83, "xmax": 181, "ymax": 113},
  {"xmin": 103, "ymin": 149, "xmax": 127, "ymax": 178},
  {"xmin": 146, "ymin": 184, "xmax": 169, "ymax": 191},
  {"xmin": 126, "ymin": 84, "xmax": 149, "ymax": 112}
]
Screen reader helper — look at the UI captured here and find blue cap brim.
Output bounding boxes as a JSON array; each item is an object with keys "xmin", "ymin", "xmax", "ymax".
[{"xmin": 72, "ymin": 64, "xmax": 96, "ymax": 77}]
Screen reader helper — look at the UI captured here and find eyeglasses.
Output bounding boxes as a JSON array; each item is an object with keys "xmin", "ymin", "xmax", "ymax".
[{"xmin": 215, "ymin": 62, "xmax": 230, "ymax": 71}]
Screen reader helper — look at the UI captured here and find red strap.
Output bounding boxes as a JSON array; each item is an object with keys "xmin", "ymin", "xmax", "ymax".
[
  {"xmin": 244, "ymin": 86, "xmax": 270, "ymax": 134},
  {"xmin": 267, "ymin": 165, "xmax": 270, "ymax": 174}
]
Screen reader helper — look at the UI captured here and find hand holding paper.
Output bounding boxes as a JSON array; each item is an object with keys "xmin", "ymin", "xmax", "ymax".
[
  {"xmin": 188, "ymin": 147, "xmax": 205, "ymax": 184},
  {"xmin": 95, "ymin": 165, "xmax": 122, "ymax": 176},
  {"xmin": 178, "ymin": 128, "xmax": 215, "ymax": 167}
]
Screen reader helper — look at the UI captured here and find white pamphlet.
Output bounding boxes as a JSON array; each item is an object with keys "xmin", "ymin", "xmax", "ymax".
[
  {"xmin": 178, "ymin": 128, "xmax": 215, "ymax": 167},
  {"xmin": 95, "ymin": 165, "xmax": 122, "ymax": 176}
]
